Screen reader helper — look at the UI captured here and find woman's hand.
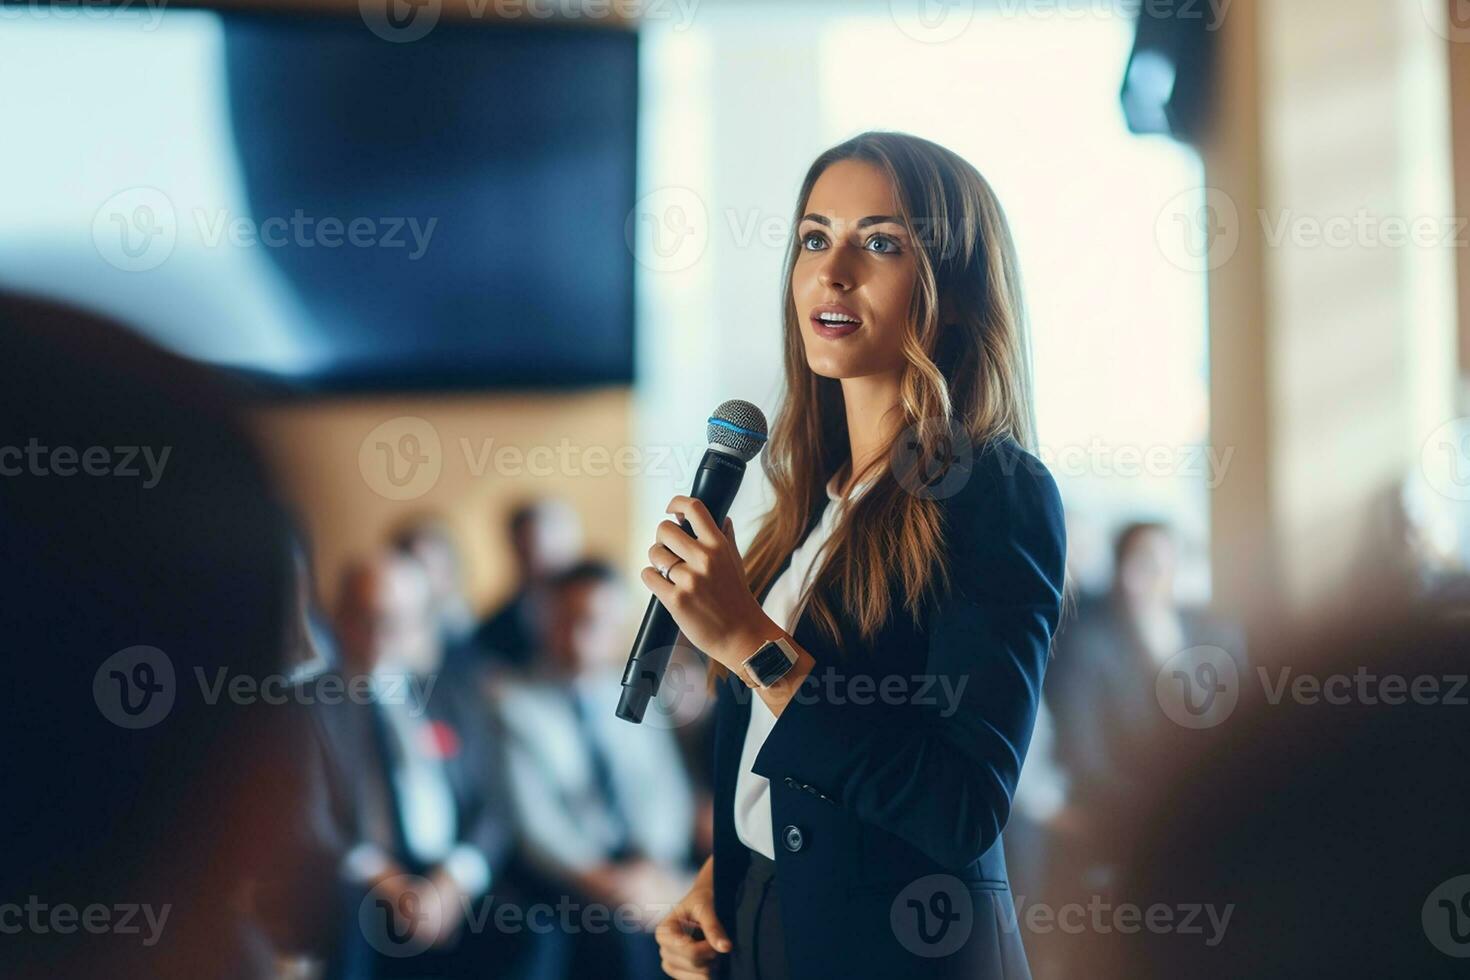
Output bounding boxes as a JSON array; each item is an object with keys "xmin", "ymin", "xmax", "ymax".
[
  {"xmin": 640, "ymin": 495, "xmax": 778, "ymax": 672},
  {"xmin": 655, "ymin": 856, "xmax": 731, "ymax": 979}
]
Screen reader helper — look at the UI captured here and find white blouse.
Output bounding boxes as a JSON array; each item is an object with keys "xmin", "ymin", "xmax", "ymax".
[{"xmin": 734, "ymin": 468, "xmax": 871, "ymax": 859}]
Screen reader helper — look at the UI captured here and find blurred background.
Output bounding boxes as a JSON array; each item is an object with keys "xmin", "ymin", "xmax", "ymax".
[{"xmin": 2, "ymin": 0, "xmax": 1469, "ymax": 977}]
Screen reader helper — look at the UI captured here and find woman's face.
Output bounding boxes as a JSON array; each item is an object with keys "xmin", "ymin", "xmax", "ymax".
[{"xmin": 792, "ymin": 159, "xmax": 919, "ymax": 380}]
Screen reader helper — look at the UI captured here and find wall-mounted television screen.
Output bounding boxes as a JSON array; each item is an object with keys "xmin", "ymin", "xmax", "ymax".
[{"xmin": 0, "ymin": 12, "xmax": 638, "ymax": 392}]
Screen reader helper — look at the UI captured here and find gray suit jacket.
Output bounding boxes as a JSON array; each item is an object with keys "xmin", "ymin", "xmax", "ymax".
[{"xmin": 491, "ymin": 669, "xmax": 695, "ymax": 878}]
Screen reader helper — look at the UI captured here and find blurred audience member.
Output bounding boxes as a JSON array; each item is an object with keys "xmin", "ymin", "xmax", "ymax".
[
  {"xmin": 1088, "ymin": 600, "xmax": 1470, "ymax": 978},
  {"xmin": 392, "ymin": 515, "xmax": 476, "ymax": 647},
  {"xmin": 309, "ymin": 553, "xmax": 525, "ymax": 979},
  {"xmin": 473, "ymin": 499, "xmax": 583, "ymax": 667},
  {"xmin": 1044, "ymin": 521, "xmax": 1245, "ymax": 890},
  {"xmin": 1349, "ymin": 475, "xmax": 1470, "ymax": 610},
  {"xmin": 491, "ymin": 559, "xmax": 694, "ymax": 980},
  {"xmin": 0, "ymin": 294, "xmax": 308, "ymax": 979},
  {"xmin": 1005, "ymin": 700, "xmax": 1069, "ymax": 901},
  {"xmin": 663, "ymin": 638, "xmax": 718, "ymax": 861}
]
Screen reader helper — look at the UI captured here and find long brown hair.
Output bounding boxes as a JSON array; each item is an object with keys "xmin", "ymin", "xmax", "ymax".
[{"xmin": 717, "ymin": 132, "xmax": 1040, "ymax": 678}]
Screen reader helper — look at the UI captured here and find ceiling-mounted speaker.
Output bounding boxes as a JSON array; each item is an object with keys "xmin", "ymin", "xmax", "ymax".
[{"xmin": 1120, "ymin": 1, "xmax": 1219, "ymax": 143}]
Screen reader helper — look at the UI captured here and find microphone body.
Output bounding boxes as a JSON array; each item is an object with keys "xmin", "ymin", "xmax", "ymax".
[{"xmin": 616, "ymin": 445, "xmax": 747, "ymax": 723}]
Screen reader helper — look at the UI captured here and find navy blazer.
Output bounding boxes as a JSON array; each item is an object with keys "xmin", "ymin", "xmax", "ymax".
[{"xmin": 711, "ymin": 435, "xmax": 1066, "ymax": 980}]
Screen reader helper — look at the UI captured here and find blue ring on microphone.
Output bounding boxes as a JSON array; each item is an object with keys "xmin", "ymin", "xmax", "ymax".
[{"xmin": 707, "ymin": 417, "xmax": 768, "ymax": 442}]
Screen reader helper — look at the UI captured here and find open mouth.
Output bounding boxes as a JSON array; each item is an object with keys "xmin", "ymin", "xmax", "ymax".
[{"xmin": 810, "ymin": 306, "xmax": 863, "ymax": 335}]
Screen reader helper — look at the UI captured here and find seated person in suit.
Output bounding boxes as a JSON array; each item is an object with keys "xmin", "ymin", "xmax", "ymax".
[
  {"xmin": 1044, "ymin": 522, "xmax": 1246, "ymax": 884},
  {"xmin": 311, "ymin": 552, "xmax": 523, "ymax": 978},
  {"xmin": 490, "ymin": 559, "xmax": 696, "ymax": 978},
  {"xmin": 472, "ymin": 499, "xmax": 584, "ymax": 667},
  {"xmin": 391, "ymin": 516, "xmax": 477, "ymax": 649}
]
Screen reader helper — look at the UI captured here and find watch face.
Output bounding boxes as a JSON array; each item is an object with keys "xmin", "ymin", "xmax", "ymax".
[{"xmin": 746, "ymin": 640, "xmax": 795, "ymax": 687}]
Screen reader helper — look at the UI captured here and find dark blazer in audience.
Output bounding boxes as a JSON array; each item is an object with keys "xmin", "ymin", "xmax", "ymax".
[{"xmin": 302, "ymin": 650, "xmax": 525, "ymax": 979}]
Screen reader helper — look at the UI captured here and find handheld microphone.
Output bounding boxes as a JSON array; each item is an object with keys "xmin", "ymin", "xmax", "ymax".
[{"xmin": 616, "ymin": 399, "xmax": 768, "ymax": 724}]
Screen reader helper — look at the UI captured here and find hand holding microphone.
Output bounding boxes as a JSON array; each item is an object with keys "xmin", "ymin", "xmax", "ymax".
[
  {"xmin": 639, "ymin": 495, "xmax": 775, "ymax": 673},
  {"xmin": 616, "ymin": 399, "xmax": 776, "ymax": 723}
]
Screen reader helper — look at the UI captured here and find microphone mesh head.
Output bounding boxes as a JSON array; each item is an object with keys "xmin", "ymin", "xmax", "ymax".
[{"xmin": 706, "ymin": 399, "xmax": 768, "ymax": 462}]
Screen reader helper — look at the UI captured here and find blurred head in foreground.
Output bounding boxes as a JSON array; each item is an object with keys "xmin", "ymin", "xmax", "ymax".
[
  {"xmin": 0, "ymin": 293, "xmax": 299, "ymax": 979},
  {"xmin": 1088, "ymin": 601, "xmax": 1470, "ymax": 978}
]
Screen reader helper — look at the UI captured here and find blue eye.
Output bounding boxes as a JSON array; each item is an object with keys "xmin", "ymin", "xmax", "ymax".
[
  {"xmin": 866, "ymin": 234, "xmax": 901, "ymax": 254},
  {"xmin": 800, "ymin": 232, "xmax": 827, "ymax": 251}
]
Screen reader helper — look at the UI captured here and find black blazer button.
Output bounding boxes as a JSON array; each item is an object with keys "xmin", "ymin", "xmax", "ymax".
[
  {"xmin": 783, "ymin": 777, "xmax": 798, "ymax": 788},
  {"xmin": 781, "ymin": 824, "xmax": 804, "ymax": 852}
]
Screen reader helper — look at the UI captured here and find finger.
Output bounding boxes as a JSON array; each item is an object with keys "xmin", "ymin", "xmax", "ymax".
[
  {"xmin": 667, "ymin": 495, "xmax": 721, "ymax": 544},
  {"xmin": 655, "ymin": 912, "xmax": 684, "ymax": 948},
  {"xmin": 693, "ymin": 906, "xmax": 732, "ymax": 953},
  {"xmin": 660, "ymin": 960, "xmax": 709, "ymax": 980},
  {"xmin": 685, "ymin": 941, "xmax": 719, "ymax": 965},
  {"xmin": 640, "ymin": 565, "xmax": 677, "ymax": 603},
  {"xmin": 692, "ymin": 907, "xmax": 731, "ymax": 953},
  {"xmin": 661, "ymin": 940, "xmax": 717, "ymax": 980},
  {"xmin": 660, "ymin": 941, "xmax": 717, "ymax": 973},
  {"xmin": 656, "ymin": 931, "xmax": 716, "ymax": 973},
  {"xmin": 654, "ymin": 519, "xmax": 703, "ymax": 563},
  {"xmin": 655, "ymin": 912, "xmax": 681, "ymax": 941},
  {"xmin": 648, "ymin": 542, "xmax": 681, "ymax": 570},
  {"xmin": 659, "ymin": 936, "xmax": 718, "ymax": 972},
  {"xmin": 722, "ymin": 516, "xmax": 738, "ymax": 549},
  {"xmin": 664, "ymin": 933, "xmax": 719, "ymax": 965}
]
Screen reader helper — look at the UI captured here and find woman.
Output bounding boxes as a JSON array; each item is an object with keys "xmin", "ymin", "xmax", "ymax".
[{"xmin": 645, "ymin": 132, "xmax": 1066, "ymax": 979}]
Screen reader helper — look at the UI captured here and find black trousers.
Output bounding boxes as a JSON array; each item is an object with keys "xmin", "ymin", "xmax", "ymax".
[{"xmin": 725, "ymin": 850, "xmax": 789, "ymax": 980}]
